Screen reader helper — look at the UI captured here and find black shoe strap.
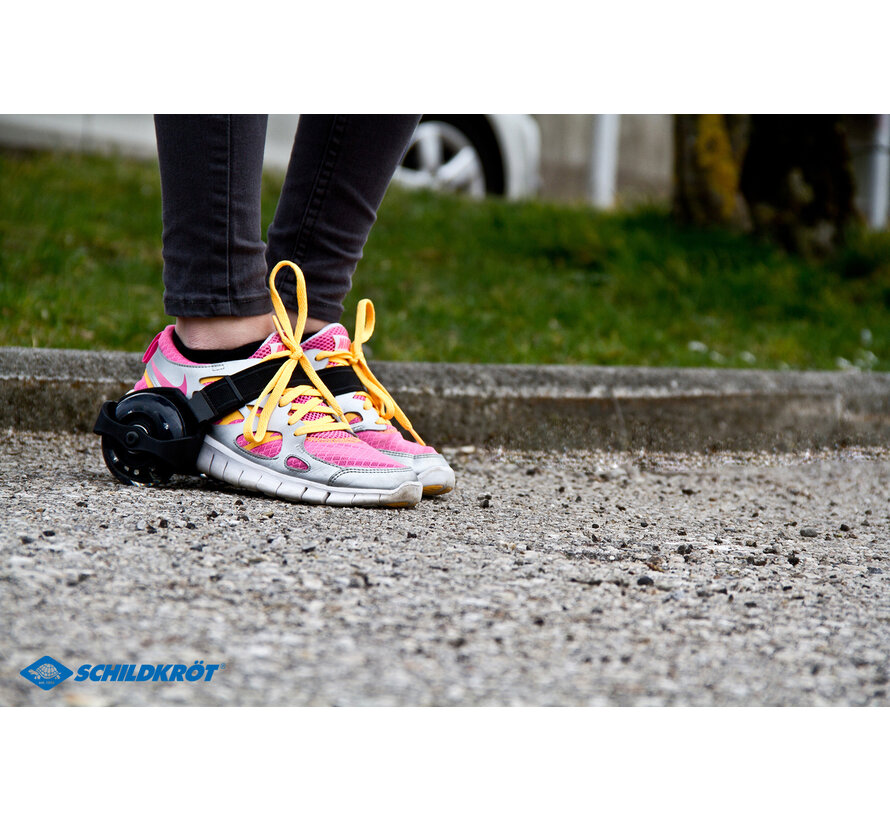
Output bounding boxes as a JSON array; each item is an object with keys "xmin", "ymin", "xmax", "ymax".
[{"xmin": 187, "ymin": 359, "xmax": 365, "ymax": 424}]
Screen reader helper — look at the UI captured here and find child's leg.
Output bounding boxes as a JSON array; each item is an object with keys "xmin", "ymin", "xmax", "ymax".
[
  {"xmin": 154, "ymin": 114, "xmax": 275, "ymax": 349},
  {"xmin": 264, "ymin": 115, "xmax": 454, "ymax": 495},
  {"xmin": 264, "ymin": 114, "xmax": 420, "ymax": 330},
  {"xmin": 120, "ymin": 115, "xmax": 423, "ymax": 506}
]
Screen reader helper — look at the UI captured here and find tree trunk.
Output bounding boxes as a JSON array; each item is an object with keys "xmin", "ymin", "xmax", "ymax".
[
  {"xmin": 673, "ymin": 114, "xmax": 750, "ymax": 228},
  {"xmin": 673, "ymin": 115, "xmax": 859, "ymax": 256},
  {"xmin": 740, "ymin": 115, "xmax": 858, "ymax": 257}
]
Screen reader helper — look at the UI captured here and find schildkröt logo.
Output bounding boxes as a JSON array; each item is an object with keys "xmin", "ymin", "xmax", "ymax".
[
  {"xmin": 20, "ymin": 655, "xmax": 74, "ymax": 691},
  {"xmin": 19, "ymin": 657, "xmax": 224, "ymax": 691}
]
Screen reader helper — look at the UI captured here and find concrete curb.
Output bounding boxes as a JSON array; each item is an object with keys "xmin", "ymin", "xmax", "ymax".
[{"xmin": 2, "ymin": 346, "xmax": 890, "ymax": 451}]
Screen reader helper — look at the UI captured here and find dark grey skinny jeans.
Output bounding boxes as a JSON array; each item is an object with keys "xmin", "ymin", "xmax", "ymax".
[{"xmin": 154, "ymin": 114, "xmax": 420, "ymax": 323}]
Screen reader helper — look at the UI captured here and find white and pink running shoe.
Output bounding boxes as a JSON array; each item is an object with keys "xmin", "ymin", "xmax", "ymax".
[
  {"xmin": 126, "ymin": 262, "xmax": 422, "ymax": 507},
  {"xmin": 302, "ymin": 300, "xmax": 456, "ymax": 496}
]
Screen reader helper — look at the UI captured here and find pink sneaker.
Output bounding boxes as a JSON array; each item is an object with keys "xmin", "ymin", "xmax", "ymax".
[
  {"xmin": 117, "ymin": 262, "xmax": 422, "ymax": 507},
  {"xmin": 302, "ymin": 300, "xmax": 456, "ymax": 496}
]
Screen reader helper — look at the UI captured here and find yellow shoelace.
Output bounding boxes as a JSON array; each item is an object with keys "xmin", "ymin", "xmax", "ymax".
[
  {"xmin": 243, "ymin": 261, "xmax": 351, "ymax": 445},
  {"xmin": 314, "ymin": 299, "xmax": 426, "ymax": 446}
]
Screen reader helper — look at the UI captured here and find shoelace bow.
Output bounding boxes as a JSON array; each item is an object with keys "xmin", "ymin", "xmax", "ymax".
[
  {"xmin": 315, "ymin": 298, "xmax": 426, "ymax": 446},
  {"xmin": 243, "ymin": 261, "xmax": 351, "ymax": 445}
]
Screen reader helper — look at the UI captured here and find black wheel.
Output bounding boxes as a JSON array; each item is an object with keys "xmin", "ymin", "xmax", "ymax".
[
  {"xmin": 397, "ymin": 115, "xmax": 505, "ymax": 197},
  {"xmin": 100, "ymin": 392, "xmax": 190, "ymax": 486}
]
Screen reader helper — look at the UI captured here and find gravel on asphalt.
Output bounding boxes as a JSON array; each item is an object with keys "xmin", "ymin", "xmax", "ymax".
[{"xmin": 2, "ymin": 432, "xmax": 889, "ymax": 705}]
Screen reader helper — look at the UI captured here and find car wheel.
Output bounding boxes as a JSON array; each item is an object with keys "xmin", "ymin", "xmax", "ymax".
[{"xmin": 396, "ymin": 115, "xmax": 505, "ymax": 197}]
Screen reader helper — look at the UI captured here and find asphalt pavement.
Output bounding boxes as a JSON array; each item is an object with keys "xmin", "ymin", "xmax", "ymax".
[{"xmin": 2, "ymin": 431, "xmax": 889, "ymax": 706}]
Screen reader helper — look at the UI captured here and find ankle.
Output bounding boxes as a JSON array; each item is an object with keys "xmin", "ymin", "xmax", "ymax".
[{"xmin": 175, "ymin": 315, "xmax": 276, "ymax": 350}]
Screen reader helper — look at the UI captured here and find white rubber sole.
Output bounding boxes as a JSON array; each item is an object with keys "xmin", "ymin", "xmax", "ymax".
[
  {"xmin": 416, "ymin": 464, "xmax": 456, "ymax": 496},
  {"xmin": 196, "ymin": 438, "xmax": 422, "ymax": 508}
]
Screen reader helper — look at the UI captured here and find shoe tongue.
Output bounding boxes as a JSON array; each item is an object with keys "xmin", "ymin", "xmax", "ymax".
[
  {"xmin": 251, "ymin": 329, "xmax": 353, "ymax": 440},
  {"xmin": 249, "ymin": 331, "xmax": 288, "ymax": 360},
  {"xmin": 292, "ymin": 394, "xmax": 353, "ymax": 440},
  {"xmin": 302, "ymin": 324, "xmax": 352, "ymax": 365}
]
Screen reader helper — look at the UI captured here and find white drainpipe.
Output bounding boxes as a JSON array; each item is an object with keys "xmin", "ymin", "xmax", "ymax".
[
  {"xmin": 868, "ymin": 114, "xmax": 890, "ymax": 229},
  {"xmin": 589, "ymin": 114, "xmax": 621, "ymax": 209}
]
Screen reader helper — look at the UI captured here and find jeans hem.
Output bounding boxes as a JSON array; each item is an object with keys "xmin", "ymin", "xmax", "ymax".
[{"xmin": 164, "ymin": 293, "xmax": 272, "ymax": 318}]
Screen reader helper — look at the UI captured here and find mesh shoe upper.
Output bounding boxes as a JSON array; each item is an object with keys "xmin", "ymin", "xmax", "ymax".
[
  {"xmin": 300, "ymin": 299, "xmax": 455, "ymax": 494},
  {"xmin": 302, "ymin": 323, "xmax": 438, "ymax": 455}
]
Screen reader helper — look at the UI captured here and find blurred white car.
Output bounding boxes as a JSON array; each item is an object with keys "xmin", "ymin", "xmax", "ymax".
[
  {"xmin": 0, "ymin": 113, "xmax": 542, "ymax": 200},
  {"xmin": 394, "ymin": 115, "xmax": 541, "ymax": 199}
]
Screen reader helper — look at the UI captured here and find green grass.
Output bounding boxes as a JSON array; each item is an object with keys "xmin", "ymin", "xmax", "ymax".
[{"xmin": 3, "ymin": 147, "xmax": 890, "ymax": 370}]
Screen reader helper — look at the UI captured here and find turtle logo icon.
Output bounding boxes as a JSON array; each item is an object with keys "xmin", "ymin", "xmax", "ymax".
[{"xmin": 20, "ymin": 655, "xmax": 74, "ymax": 691}]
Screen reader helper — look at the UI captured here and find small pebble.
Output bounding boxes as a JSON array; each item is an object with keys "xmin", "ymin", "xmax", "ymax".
[
  {"xmin": 66, "ymin": 571, "xmax": 93, "ymax": 587},
  {"xmin": 800, "ymin": 528, "xmax": 818, "ymax": 538},
  {"xmin": 637, "ymin": 576, "xmax": 654, "ymax": 587}
]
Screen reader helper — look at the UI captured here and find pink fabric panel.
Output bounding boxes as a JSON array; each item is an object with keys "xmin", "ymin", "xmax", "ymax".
[
  {"xmin": 236, "ymin": 434, "xmax": 283, "ymax": 458},
  {"xmin": 250, "ymin": 333, "xmax": 282, "ymax": 360},
  {"xmin": 304, "ymin": 436, "xmax": 405, "ymax": 469},
  {"xmin": 286, "ymin": 456, "xmax": 309, "ymax": 471},
  {"xmin": 303, "ymin": 324, "xmax": 349, "ymax": 353},
  {"xmin": 357, "ymin": 429, "xmax": 437, "ymax": 455}
]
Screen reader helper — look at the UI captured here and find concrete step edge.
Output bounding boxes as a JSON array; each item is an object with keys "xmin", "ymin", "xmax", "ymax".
[{"xmin": 3, "ymin": 346, "xmax": 889, "ymax": 451}]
